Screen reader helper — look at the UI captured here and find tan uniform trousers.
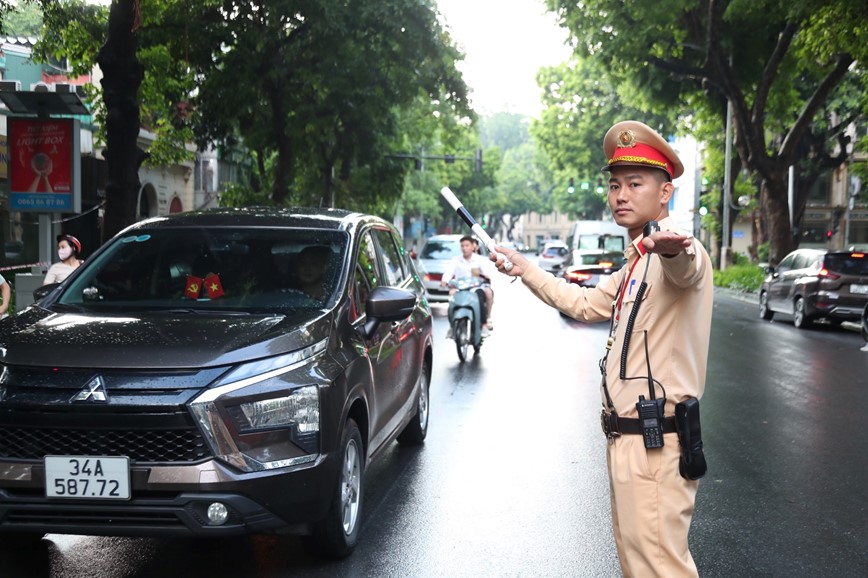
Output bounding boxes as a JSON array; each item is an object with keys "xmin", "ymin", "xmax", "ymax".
[{"xmin": 607, "ymin": 432, "xmax": 699, "ymax": 578}]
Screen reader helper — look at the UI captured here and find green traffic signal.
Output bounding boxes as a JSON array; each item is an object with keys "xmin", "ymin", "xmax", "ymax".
[{"xmin": 568, "ymin": 177, "xmax": 575, "ymax": 194}]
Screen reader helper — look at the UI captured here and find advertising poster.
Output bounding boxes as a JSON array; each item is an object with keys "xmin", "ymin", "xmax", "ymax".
[
  {"xmin": 9, "ymin": 118, "xmax": 81, "ymax": 213},
  {"xmin": 0, "ymin": 136, "xmax": 8, "ymax": 180}
]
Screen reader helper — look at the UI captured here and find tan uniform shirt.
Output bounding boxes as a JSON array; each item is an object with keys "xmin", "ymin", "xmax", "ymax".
[{"xmin": 521, "ymin": 216, "xmax": 714, "ymax": 418}]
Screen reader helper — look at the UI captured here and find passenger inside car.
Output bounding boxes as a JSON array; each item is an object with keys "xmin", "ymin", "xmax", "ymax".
[{"xmin": 295, "ymin": 245, "xmax": 332, "ymax": 300}]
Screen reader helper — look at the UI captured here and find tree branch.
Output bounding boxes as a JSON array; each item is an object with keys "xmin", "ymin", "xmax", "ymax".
[
  {"xmin": 753, "ymin": 23, "xmax": 798, "ymax": 126},
  {"xmin": 780, "ymin": 54, "xmax": 855, "ymax": 161}
]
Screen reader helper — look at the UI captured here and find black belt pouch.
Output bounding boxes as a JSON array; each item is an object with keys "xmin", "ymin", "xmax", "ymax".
[{"xmin": 674, "ymin": 397, "xmax": 707, "ymax": 480}]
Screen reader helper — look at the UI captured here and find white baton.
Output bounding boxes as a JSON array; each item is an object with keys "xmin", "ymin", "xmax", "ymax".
[{"xmin": 440, "ymin": 187, "xmax": 513, "ymax": 272}]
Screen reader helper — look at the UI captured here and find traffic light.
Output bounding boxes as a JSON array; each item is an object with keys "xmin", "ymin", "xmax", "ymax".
[
  {"xmin": 698, "ymin": 182, "xmax": 710, "ymax": 216},
  {"xmin": 826, "ymin": 229, "xmax": 833, "ymax": 240},
  {"xmin": 595, "ymin": 177, "xmax": 605, "ymax": 194},
  {"xmin": 475, "ymin": 148, "xmax": 483, "ymax": 172},
  {"xmin": 567, "ymin": 177, "xmax": 575, "ymax": 194}
]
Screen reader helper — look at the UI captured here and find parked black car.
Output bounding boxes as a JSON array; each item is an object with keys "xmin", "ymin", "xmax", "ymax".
[
  {"xmin": 759, "ymin": 248, "xmax": 868, "ymax": 329},
  {"xmin": 0, "ymin": 207, "xmax": 433, "ymax": 558}
]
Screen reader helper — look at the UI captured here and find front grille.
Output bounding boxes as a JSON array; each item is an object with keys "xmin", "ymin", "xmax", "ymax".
[{"xmin": 0, "ymin": 427, "xmax": 210, "ymax": 463}]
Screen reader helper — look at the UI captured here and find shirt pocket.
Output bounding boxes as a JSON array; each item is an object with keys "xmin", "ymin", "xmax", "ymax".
[{"xmin": 619, "ymin": 280, "xmax": 655, "ymax": 331}]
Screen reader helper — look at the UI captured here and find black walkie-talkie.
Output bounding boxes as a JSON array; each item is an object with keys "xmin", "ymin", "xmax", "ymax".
[
  {"xmin": 643, "ymin": 220, "xmax": 660, "ymax": 237},
  {"xmin": 636, "ymin": 395, "xmax": 665, "ymax": 449}
]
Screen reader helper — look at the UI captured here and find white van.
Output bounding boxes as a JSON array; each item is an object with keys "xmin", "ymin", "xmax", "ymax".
[{"xmin": 565, "ymin": 220, "xmax": 630, "ymax": 266}]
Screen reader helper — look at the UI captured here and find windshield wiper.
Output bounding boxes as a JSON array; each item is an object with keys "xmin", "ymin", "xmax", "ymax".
[{"xmin": 158, "ymin": 308, "xmax": 252, "ymax": 316}]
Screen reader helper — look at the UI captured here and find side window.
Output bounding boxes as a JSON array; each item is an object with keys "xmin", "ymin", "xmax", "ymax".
[
  {"xmin": 352, "ymin": 231, "xmax": 380, "ymax": 319},
  {"xmin": 792, "ymin": 254, "xmax": 807, "ymax": 270},
  {"xmin": 374, "ymin": 228, "xmax": 406, "ymax": 286},
  {"xmin": 777, "ymin": 254, "xmax": 795, "ymax": 273}
]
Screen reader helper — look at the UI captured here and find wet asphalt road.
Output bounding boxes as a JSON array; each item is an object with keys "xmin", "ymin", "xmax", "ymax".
[{"xmin": 1, "ymin": 275, "xmax": 866, "ymax": 577}]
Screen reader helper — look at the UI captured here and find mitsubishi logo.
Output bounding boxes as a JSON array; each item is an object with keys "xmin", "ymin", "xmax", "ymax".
[{"xmin": 71, "ymin": 376, "xmax": 108, "ymax": 402}]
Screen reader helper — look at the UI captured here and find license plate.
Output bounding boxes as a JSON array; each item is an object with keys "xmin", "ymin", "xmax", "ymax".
[
  {"xmin": 44, "ymin": 456, "xmax": 131, "ymax": 500},
  {"xmin": 852, "ymin": 284, "xmax": 868, "ymax": 295}
]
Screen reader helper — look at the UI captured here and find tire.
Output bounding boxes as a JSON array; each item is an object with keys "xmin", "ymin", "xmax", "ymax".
[
  {"xmin": 862, "ymin": 304, "xmax": 868, "ymax": 343},
  {"xmin": 759, "ymin": 291, "xmax": 774, "ymax": 320},
  {"xmin": 397, "ymin": 363, "xmax": 430, "ymax": 445},
  {"xmin": 793, "ymin": 297, "xmax": 813, "ymax": 329},
  {"xmin": 310, "ymin": 418, "xmax": 364, "ymax": 559},
  {"xmin": 454, "ymin": 318, "xmax": 470, "ymax": 362}
]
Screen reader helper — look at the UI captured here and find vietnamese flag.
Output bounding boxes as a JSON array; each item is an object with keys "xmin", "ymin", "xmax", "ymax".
[
  {"xmin": 204, "ymin": 273, "xmax": 224, "ymax": 299},
  {"xmin": 185, "ymin": 276, "xmax": 203, "ymax": 299}
]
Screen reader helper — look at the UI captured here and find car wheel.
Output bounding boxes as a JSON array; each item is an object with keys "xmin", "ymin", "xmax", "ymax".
[
  {"xmin": 793, "ymin": 297, "xmax": 813, "ymax": 329},
  {"xmin": 454, "ymin": 318, "xmax": 470, "ymax": 362},
  {"xmin": 759, "ymin": 291, "xmax": 774, "ymax": 320},
  {"xmin": 397, "ymin": 363, "xmax": 430, "ymax": 445},
  {"xmin": 310, "ymin": 418, "xmax": 364, "ymax": 559}
]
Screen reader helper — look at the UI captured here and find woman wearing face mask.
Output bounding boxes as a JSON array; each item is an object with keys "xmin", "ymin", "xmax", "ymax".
[{"xmin": 43, "ymin": 234, "xmax": 82, "ymax": 285}]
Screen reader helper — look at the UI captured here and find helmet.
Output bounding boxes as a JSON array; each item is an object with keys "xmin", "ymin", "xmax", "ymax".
[{"xmin": 57, "ymin": 234, "xmax": 81, "ymax": 256}]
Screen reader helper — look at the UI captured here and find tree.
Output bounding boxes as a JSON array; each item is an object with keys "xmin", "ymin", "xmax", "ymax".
[
  {"xmin": 31, "ymin": 0, "xmax": 472, "ymax": 235},
  {"xmin": 3, "ymin": 1, "xmax": 42, "ymax": 36},
  {"xmin": 531, "ymin": 56, "xmax": 673, "ymax": 220},
  {"xmin": 546, "ymin": 0, "xmax": 868, "ymax": 265},
  {"xmin": 185, "ymin": 0, "xmax": 471, "ymax": 209}
]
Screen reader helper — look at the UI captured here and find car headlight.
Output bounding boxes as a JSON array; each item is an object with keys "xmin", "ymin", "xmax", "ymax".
[{"xmin": 189, "ymin": 339, "xmax": 326, "ymax": 472}]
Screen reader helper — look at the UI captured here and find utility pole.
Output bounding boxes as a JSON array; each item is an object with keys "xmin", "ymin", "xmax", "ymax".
[{"xmin": 721, "ymin": 98, "xmax": 733, "ymax": 271}]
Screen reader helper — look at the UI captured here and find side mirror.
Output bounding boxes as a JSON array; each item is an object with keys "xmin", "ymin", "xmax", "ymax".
[
  {"xmin": 33, "ymin": 283, "xmax": 61, "ymax": 303},
  {"xmin": 360, "ymin": 286, "xmax": 417, "ymax": 338}
]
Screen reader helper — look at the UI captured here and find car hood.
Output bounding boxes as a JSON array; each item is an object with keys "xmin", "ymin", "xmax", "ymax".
[{"xmin": 0, "ymin": 306, "xmax": 333, "ymax": 369}]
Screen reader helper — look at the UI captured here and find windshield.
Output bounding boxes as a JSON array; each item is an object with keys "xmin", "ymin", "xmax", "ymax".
[
  {"xmin": 58, "ymin": 227, "xmax": 348, "ymax": 313},
  {"xmin": 420, "ymin": 240, "xmax": 460, "ymax": 260},
  {"xmin": 578, "ymin": 234, "xmax": 625, "ymax": 252}
]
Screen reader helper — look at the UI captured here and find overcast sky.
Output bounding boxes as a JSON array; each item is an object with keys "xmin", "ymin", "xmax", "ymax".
[{"xmin": 436, "ymin": 0, "xmax": 573, "ymax": 118}]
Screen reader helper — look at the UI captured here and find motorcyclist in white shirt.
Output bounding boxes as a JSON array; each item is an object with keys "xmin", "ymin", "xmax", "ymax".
[{"xmin": 441, "ymin": 235, "xmax": 496, "ymax": 336}]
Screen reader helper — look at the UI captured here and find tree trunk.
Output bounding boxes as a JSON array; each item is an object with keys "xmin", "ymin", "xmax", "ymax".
[
  {"xmin": 96, "ymin": 0, "xmax": 147, "ymax": 243},
  {"xmin": 762, "ymin": 171, "xmax": 796, "ymax": 266}
]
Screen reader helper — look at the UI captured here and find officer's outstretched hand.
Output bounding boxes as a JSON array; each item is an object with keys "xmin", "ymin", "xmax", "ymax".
[
  {"xmin": 490, "ymin": 246, "xmax": 528, "ymax": 277},
  {"xmin": 642, "ymin": 231, "xmax": 692, "ymax": 257}
]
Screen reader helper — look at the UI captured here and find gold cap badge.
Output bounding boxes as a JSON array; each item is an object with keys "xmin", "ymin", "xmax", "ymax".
[{"xmin": 617, "ymin": 130, "xmax": 636, "ymax": 148}]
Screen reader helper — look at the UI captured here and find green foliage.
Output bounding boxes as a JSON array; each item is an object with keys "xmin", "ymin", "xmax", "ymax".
[
  {"xmin": 530, "ymin": 55, "xmax": 675, "ymax": 220},
  {"xmin": 31, "ymin": 0, "xmax": 472, "ymax": 212},
  {"xmin": 3, "ymin": 1, "xmax": 41, "ymax": 35},
  {"xmin": 544, "ymin": 0, "xmax": 868, "ymax": 264},
  {"xmin": 713, "ymin": 262, "xmax": 765, "ymax": 293}
]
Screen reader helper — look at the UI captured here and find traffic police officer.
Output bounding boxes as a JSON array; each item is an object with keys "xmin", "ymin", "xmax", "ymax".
[{"xmin": 491, "ymin": 120, "xmax": 713, "ymax": 577}]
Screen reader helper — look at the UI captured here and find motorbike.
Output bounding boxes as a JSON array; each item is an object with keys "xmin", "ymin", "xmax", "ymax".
[{"xmin": 447, "ymin": 276, "xmax": 487, "ymax": 362}]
